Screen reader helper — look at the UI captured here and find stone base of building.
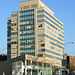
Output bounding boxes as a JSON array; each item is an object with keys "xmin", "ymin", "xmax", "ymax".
[{"xmin": 0, "ymin": 54, "xmax": 66, "ymax": 75}]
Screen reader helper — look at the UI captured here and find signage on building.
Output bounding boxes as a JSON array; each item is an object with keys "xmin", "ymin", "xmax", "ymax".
[{"xmin": 26, "ymin": 55, "xmax": 38, "ymax": 61}]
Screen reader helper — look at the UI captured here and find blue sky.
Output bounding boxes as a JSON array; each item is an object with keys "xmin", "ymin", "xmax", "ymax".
[{"xmin": 0, "ymin": 0, "xmax": 75, "ymax": 55}]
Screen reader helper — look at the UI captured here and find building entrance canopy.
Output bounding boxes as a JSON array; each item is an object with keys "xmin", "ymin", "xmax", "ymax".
[{"xmin": 53, "ymin": 67, "xmax": 69, "ymax": 71}]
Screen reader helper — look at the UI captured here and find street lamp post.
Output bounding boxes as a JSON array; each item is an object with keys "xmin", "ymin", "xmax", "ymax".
[{"xmin": 63, "ymin": 42, "xmax": 74, "ymax": 75}]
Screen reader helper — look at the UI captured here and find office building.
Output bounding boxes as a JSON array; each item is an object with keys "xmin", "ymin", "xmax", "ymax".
[{"xmin": 7, "ymin": 0, "xmax": 64, "ymax": 74}]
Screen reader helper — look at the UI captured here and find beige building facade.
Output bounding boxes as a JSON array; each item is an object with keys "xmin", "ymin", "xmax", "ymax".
[{"xmin": 7, "ymin": 0, "xmax": 64, "ymax": 74}]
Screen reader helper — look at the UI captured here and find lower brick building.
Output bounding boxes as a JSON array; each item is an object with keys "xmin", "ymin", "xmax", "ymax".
[{"xmin": 65, "ymin": 55, "xmax": 75, "ymax": 74}]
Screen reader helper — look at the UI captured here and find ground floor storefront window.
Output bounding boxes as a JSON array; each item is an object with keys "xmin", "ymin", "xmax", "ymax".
[{"xmin": 24, "ymin": 60, "xmax": 52, "ymax": 75}]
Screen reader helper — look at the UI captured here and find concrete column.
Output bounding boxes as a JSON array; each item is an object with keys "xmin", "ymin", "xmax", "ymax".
[
  {"xmin": 25, "ymin": 60, "xmax": 27, "ymax": 75},
  {"xmin": 61, "ymin": 71, "xmax": 62, "ymax": 75},
  {"xmin": 25, "ymin": 69, "xmax": 27, "ymax": 75},
  {"xmin": 58, "ymin": 70, "xmax": 60, "ymax": 75},
  {"xmin": 31, "ymin": 61, "xmax": 32, "ymax": 75},
  {"xmin": 31, "ymin": 69, "xmax": 32, "ymax": 75}
]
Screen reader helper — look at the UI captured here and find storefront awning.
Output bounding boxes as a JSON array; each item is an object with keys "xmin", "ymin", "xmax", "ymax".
[{"xmin": 53, "ymin": 67, "xmax": 69, "ymax": 71}]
